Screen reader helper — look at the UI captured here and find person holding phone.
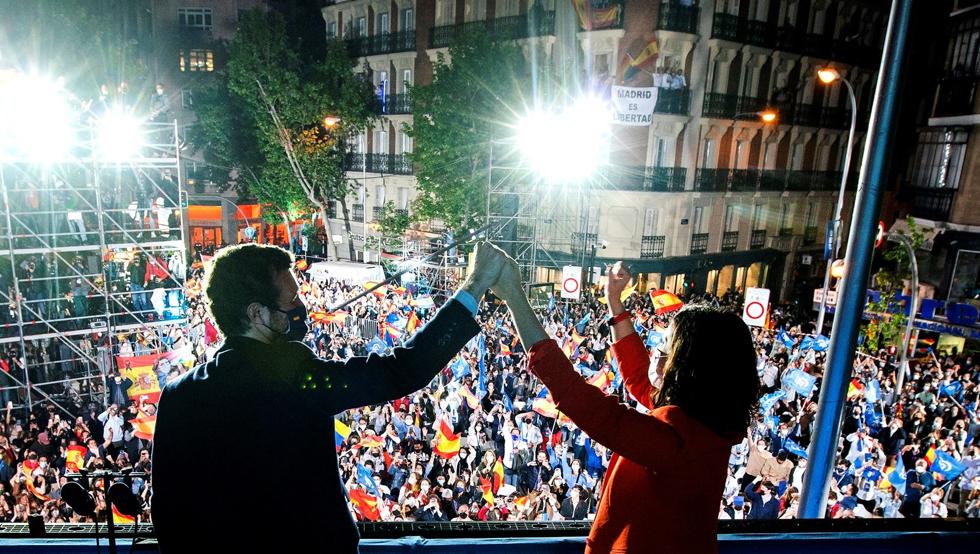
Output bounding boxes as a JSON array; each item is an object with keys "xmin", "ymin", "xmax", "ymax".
[{"xmin": 489, "ymin": 248, "xmax": 759, "ymax": 553}]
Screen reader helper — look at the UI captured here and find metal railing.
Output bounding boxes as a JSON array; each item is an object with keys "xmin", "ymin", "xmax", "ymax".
[
  {"xmin": 750, "ymin": 229, "xmax": 767, "ymax": 249},
  {"xmin": 640, "ymin": 235, "xmax": 666, "ymax": 258},
  {"xmin": 429, "ymin": 11, "xmax": 556, "ymax": 48},
  {"xmin": 804, "ymin": 226, "xmax": 818, "ymax": 245},
  {"xmin": 352, "ymin": 204, "xmax": 364, "ymax": 221},
  {"xmin": 778, "ymin": 227, "xmax": 795, "ymax": 237},
  {"xmin": 934, "ymin": 73, "xmax": 978, "ymax": 117},
  {"xmin": 702, "ymin": 93, "xmax": 766, "ymax": 118},
  {"xmin": 378, "ymin": 92, "xmax": 411, "ymax": 115},
  {"xmin": 721, "ymin": 231, "xmax": 739, "ymax": 252},
  {"xmin": 655, "ymin": 88, "xmax": 691, "ymax": 115},
  {"xmin": 346, "ymin": 30, "xmax": 416, "ymax": 57},
  {"xmin": 905, "ymin": 186, "xmax": 956, "ymax": 221},
  {"xmin": 690, "ymin": 233, "xmax": 709, "ymax": 255},
  {"xmin": 658, "ymin": 2, "xmax": 699, "ymax": 34},
  {"xmin": 605, "ymin": 166, "xmax": 686, "ymax": 192}
]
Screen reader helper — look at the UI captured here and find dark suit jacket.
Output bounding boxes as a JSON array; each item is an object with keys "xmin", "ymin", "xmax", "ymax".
[{"xmin": 151, "ymin": 299, "xmax": 479, "ymax": 553}]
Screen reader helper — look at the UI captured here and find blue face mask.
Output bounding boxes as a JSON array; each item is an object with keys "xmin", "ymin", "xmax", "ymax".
[{"xmin": 270, "ymin": 303, "xmax": 309, "ymax": 342}]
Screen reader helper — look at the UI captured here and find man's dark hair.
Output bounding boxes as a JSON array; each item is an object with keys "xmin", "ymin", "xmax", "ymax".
[
  {"xmin": 654, "ymin": 304, "xmax": 760, "ymax": 437},
  {"xmin": 203, "ymin": 244, "xmax": 292, "ymax": 336}
]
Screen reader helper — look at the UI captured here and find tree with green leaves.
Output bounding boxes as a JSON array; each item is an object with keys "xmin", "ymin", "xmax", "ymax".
[
  {"xmin": 862, "ymin": 217, "xmax": 925, "ymax": 354},
  {"xmin": 194, "ymin": 10, "xmax": 377, "ymax": 260},
  {"xmin": 407, "ymin": 32, "xmax": 541, "ymax": 234}
]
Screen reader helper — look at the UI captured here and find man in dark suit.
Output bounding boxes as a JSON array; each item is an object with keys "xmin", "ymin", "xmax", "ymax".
[{"xmin": 152, "ymin": 242, "xmax": 502, "ymax": 553}]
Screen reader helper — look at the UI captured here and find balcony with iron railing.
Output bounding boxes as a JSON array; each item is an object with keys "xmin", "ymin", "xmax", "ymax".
[
  {"xmin": 655, "ymin": 88, "xmax": 691, "ymax": 115},
  {"xmin": 606, "ymin": 166, "xmax": 686, "ymax": 192},
  {"xmin": 352, "ymin": 204, "xmax": 364, "ymax": 221},
  {"xmin": 394, "ymin": 208, "xmax": 409, "ymax": 219},
  {"xmin": 378, "ymin": 92, "xmax": 411, "ymax": 115},
  {"xmin": 430, "ymin": 11, "xmax": 556, "ymax": 48},
  {"xmin": 904, "ymin": 186, "xmax": 956, "ymax": 221},
  {"xmin": 721, "ymin": 231, "xmax": 739, "ymax": 252},
  {"xmin": 690, "ymin": 233, "xmax": 709, "ymax": 255},
  {"xmin": 657, "ymin": 2, "xmax": 699, "ymax": 34},
  {"xmin": 366, "ymin": 153, "xmax": 413, "ymax": 175},
  {"xmin": 750, "ymin": 229, "xmax": 767, "ymax": 249},
  {"xmin": 694, "ymin": 169, "xmax": 850, "ymax": 193},
  {"xmin": 778, "ymin": 227, "xmax": 795, "ymax": 237},
  {"xmin": 640, "ymin": 235, "xmax": 666, "ymax": 258},
  {"xmin": 702, "ymin": 93, "xmax": 766, "ymax": 118},
  {"xmin": 934, "ymin": 72, "xmax": 979, "ymax": 117},
  {"xmin": 372, "ymin": 206, "xmax": 383, "ymax": 221},
  {"xmin": 346, "ymin": 30, "xmax": 416, "ymax": 57},
  {"xmin": 694, "ymin": 168, "xmax": 730, "ymax": 192},
  {"xmin": 804, "ymin": 226, "xmax": 818, "ymax": 245}
]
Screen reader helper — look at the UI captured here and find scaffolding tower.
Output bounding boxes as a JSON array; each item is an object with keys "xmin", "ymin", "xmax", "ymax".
[{"xmin": 0, "ymin": 120, "xmax": 187, "ymax": 414}]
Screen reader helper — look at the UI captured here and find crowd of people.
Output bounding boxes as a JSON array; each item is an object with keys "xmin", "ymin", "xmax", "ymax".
[{"xmin": 0, "ymin": 253, "xmax": 976, "ymax": 525}]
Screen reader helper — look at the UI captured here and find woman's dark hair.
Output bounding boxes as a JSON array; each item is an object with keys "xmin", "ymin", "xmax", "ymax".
[
  {"xmin": 203, "ymin": 244, "xmax": 293, "ymax": 336},
  {"xmin": 654, "ymin": 304, "xmax": 760, "ymax": 436}
]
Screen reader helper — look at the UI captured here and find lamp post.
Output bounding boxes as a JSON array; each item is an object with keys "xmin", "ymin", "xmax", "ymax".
[
  {"xmin": 814, "ymin": 67, "xmax": 858, "ymax": 335},
  {"xmin": 889, "ymin": 232, "xmax": 919, "ymax": 391}
]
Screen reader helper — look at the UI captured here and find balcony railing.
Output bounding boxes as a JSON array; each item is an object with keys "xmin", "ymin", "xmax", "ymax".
[
  {"xmin": 804, "ymin": 226, "xmax": 818, "ymax": 245},
  {"xmin": 366, "ymin": 153, "xmax": 413, "ymax": 175},
  {"xmin": 372, "ymin": 206, "xmax": 383, "ymax": 221},
  {"xmin": 694, "ymin": 168, "xmax": 730, "ymax": 192},
  {"xmin": 694, "ymin": 169, "xmax": 847, "ymax": 193},
  {"xmin": 658, "ymin": 2, "xmax": 699, "ymax": 34},
  {"xmin": 640, "ymin": 235, "xmax": 666, "ymax": 259},
  {"xmin": 378, "ymin": 92, "xmax": 411, "ymax": 115},
  {"xmin": 934, "ymin": 73, "xmax": 978, "ymax": 117},
  {"xmin": 346, "ymin": 30, "xmax": 416, "ymax": 57},
  {"xmin": 430, "ymin": 11, "xmax": 556, "ymax": 48},
  {"xmin": 352, "ymin": 204, "xmax": 364, "ymax": 221},
  {"xmin": 606, "ymin": 166, "xmax": 686, "ymax": 192},
  {"xmin": 750, "ymin": 229, "xmax": 766, "ymax": 249},
  {"xmin": 690, "ymin": 233, "xmax": 709, "ymax": 255},
  {"xmin": 575, "ymin": 1, "xmax": 624, "ymax": 31},
  {"xmin": 709, "ymin": 13, "xmax": 880, "ymax": 68},
  {"xmin": 655, "ymin": 88, "xmax": 691, "ymax": 115},
  {"xmin": 344, "ymin": 153, "xmax": 365, "ymax": 172},
  {"xmin": 778, "ymin": 227, "xmax": 795, "ymax": 237},
  {"xmin": 905, "ymin": 186, "xmax": 956, "ymax": 221},
  {"xmin": 702, "ymin": 93, "xmax": 765, "ymax": 118},
  {"xmin": 721, "ymin": 231, "xmax": 739, "ymax": 252},
  {"xmin": 394, "ymin": 208, "xmax": 409, "ymax": 219}
]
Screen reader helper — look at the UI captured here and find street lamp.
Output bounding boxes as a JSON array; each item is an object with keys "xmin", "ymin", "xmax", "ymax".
[
  {"xmin": 814, "ymin": 66, "xmax": 858, "ymax": 335},
  {"xmin": 323, "ymin": 115, "xmax": 340, "ymax": 129}
]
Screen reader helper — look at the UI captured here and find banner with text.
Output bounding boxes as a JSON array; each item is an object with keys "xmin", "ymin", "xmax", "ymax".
[{"xmin": 612, "ymin": 86, "xmax": 658, "ymax": 126}]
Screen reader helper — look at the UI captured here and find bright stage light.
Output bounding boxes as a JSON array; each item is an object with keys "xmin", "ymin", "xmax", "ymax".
[
  {"xmin": 95, "ymin": 109, "xmax": 145, "ymax": 162},
  {"xmin": 0, "ymin": 73, "xmax": 75, "ymax": 162},
  {"xmin": 517, "ymin": 97, "xmax": 612, "ymax": 182}
]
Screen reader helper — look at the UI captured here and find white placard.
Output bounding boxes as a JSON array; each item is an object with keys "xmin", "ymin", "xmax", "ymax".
[
  {"xmin": 560, "ymin": 266, "xmax": 582, "ymax": 300},
  {"xmin": 742, "ymin": 287, "xmax": 771, "ymax": 327},
  {"xmin": 612, "ymin": 86, "xmax": 658, "ymax": 126},
  {"xmin": 813, "ymin": 288, "xmax": 838, "ymax": 306}
]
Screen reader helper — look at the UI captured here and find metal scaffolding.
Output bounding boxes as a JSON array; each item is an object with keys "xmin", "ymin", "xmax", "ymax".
[{"xmin": 0, "ymin": 120, "xmax": 187, "ymax": 414}]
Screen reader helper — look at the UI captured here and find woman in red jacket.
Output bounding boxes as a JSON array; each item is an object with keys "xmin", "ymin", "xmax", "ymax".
[{"xmin": 491, "ymin": 254, "xmax": 759, "ymax": 553}]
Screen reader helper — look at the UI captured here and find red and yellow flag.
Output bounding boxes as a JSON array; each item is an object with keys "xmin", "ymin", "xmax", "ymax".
[
  {"xmin": 356, "ymin": 434, "xmax": 385, "ymax": 449},
  {"xmin": 458, "ymin": 385, "xmax": 480, "ymax": 410},
  {"xmin": 405, "ymin": 310, "xmax": 421, "ymax": 334},
  {"xmin": 433, "ymin": 419, "xmax": 461, "ymax": 459},
  {"xmin": 348, "ymin": 488, "xmax": 381, "ymax": 521},
  {"xmin": 480, "ymin": 476, "xmax": 495, "ymax": 505},
  {"xmin": 311, "ymin": 311, "xmax": 348, "ymax": 326},
  {"xmin": 131, "ymin": 415, "xmax": 156, "ymax": 441},
  {"xmin": 649, "ymin": 289, "xmax": 684, "ymax": 315},
  {"xmin": 22, "ymin": 465, "xmax": 51, "ymax": 502},
  {"xmin": 924, "ymin": 446, "xmax": 937, "ymax": 466},
  {"xmin": 621, "ymin": 37, "xmax": 659, "ymax": 82},
  {"xmin": 572, "ymin": 0, "xmax": 622, "ymax": 31},
  {"xmin": 112, "ymin": 504, "xmax": 136, "ymax": 524},
  {"xmin": 846, "ymin": 379, "xmax": 865, "ymax": 400},
  {"xmin": 588, "ymin": 370, "xmax": 613, "ymax": 391},
  {"xmin": 492, "ymin": 460, "xmax": 504, "ymax": 494},
  {"xmin": 364, "ymin": 281, "xmax": 388, "ymax": 297},
  {"xmin": 116, "ymin": 354, "xmax": 163, "ymax": 404},
  {"xmin": 294, "ymin": 259, "xmax": 309, "ymax": 271},
  {"xmin": 66, "ymin": 445, "xmax": 87, "ymax": 472},
  {"xmin": 514, "ymin": 495, "xmax": 529, "ymax": 510}
]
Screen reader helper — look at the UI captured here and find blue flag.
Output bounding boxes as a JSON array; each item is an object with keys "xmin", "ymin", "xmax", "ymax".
[
  {"xmin": 633, "ymin": 320, "xmax": 645, "ymax": 335},
  {"xmin": 799, "ymin": 336, "xmax": 815, "ymax": 351},
  {"xmin": 366, "ymin": 337, "xmax": 388, "ymax": 355},
  {"xmin": 931, "ymin": 450, "xmax": 967, "ymax": 481},
  {"xmin": 547, "ymin": 294, "xmax": 555, "ymax": 313},
  {"xmin": 562, "ymin": 304, "xmax": 569, "ymax": 327},
  {"xmin": 450, "ymin": 357, "xmax": 470, "ymax": 380},
  {"xmin": 575, "ymin": 313, "xmax": 592, "ymax": 334},
  {"xmin": 938, "ymin": 381, "xmax": 963, "ymax": 399},
  {"xmin": 812, "ymin": 334, "xmax": 830, "ymax": 352},
  {"xmin": 477, "ymin": 335, "xmax": 487, "ymax": 398},
  {"xmin": 759, "ymin": 390, "xmax": 787, "ymax": 414},
  {"xmin": 502, "ymin": 392, "xmax": 514, "ymax": 412},
  {"xmin": 865, "ymin": 379, "xmax": 882, "ymax": 403},
  {"xmin": 784, "ymin": 438, "xmax": 807, "ymax": 459},
  {"xmin": 357, "ymin": 464, "xmax": 381, "ymax": 497},
  {"xmin": 784, "ymin": 368, "xmax": 817, "ymax": 397},
  {"xmin": 645, "ymin": 331, "xmax": 664, "ymax": 350},
  {"xmin": 777, "ymin": 330, "xmax": 796, "ymax": 349},
  {"xmin": 887, "ymin": 455, "xmax": 906, "ymax": 495}
]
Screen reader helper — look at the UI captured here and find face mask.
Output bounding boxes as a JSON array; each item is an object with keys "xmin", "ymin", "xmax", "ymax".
[
  {"xmin": 266, "ymin": 303, "xmax": 309, "ymax": 342},
  {"xmin": 916, "ymin": 467, "xmax": 926, "ymax": 474}
]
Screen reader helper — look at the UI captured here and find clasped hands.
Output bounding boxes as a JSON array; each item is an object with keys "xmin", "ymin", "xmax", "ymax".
[{"xmin": 459, "ymin": 241, "xmax": 525, "ymax": 303}]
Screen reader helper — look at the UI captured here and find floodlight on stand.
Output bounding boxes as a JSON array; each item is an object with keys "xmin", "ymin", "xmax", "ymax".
[
  {"xmin": 517, "ymin": 96, "xmax": 612, "ymax": 182},
  {"xmin": 0, "ymin": 73, "xmax": 74, "ymax": 163},
  {"xmin": 95, "ymin": 108, "xmax": 145, "ymax": 162}
]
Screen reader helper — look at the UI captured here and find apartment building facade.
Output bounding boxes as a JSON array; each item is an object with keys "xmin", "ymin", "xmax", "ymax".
[{"xmin": 321, "ymin": 0, "xmax": 886, "ymax": 302}]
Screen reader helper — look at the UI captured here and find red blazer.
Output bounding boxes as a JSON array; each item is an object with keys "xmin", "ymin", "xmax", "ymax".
[{"xmin": 528, "ymin": 333, "xmax": 741, "ymax": 554}]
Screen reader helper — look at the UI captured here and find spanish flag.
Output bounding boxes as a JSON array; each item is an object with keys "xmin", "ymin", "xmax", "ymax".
[
  {"xmin": 348, "ymin": 488, "xmax": 381, "ymax": 521},
  {"xmin": 561, "ymin": 337, "xmax": 577, "ymax": 359},
  {"xmin": 22, "ymin": 466, "xmax": 52, "ymax": 502},
  {"xmin": 649, "ymin": 289, "xmax": 684, "ymax": 315},
  {"xmin": 572, "ymin": 0, "xmax": 622, "ymax": 31},
  {"xmin": 364, "ymin": 281, "xmax": 388, "ymax": 297},
  {"xmin": 433, "ymin": 419, "xmax": 461, "ymax": 459},
  {"xmin": 311, "ymin": 311, "xmax": 348, "ymax": 325},
  {"xmin": 405, "ymin": 310, "xmax": 421, "ymax": 335},
  {"xmin": 924, "ymin": 446, "xmax": 937, "ymax": 466},
  {"xmin": 116, "ymin": 354, "xmax": 163, "ymax": 404},
  {"xmin": 294, "ymin": 259, "xmax": 309, "ymax": 271},
  {"xmin": 480, "ymin": 476, "xmax": 495, "ymax": 505},
  {"xmin": 112, "ymin": 504, "xmax": 136, "ymax": 524},
  {"xmin": 532, "ymin": 394, "xmax": 560, "ymax": 419},
  {"xmin": 458, "ymin": 385, "xmax": 481, "ymax": 410},
  {"xmin": 514, "ymin": 495, "xmax": 529, "ymax": 510},
  {"xmin": 356, "ymin": 434, "xmax": 385, "ymax": 449},
  {"xmin": 492, "ymin": 460, "xmax": 504, "ymax": 494},
  {"xmin": 66, "ymin": 445, "xmax": 87, "ymax": 472},
  {"xmin": 846, "ymin": 379, "xmax": 865, "ymax": 400},
  {"xmin": 131, "ymin": 415, "xmax": 156, "ymax": 441},
  {"xmin": 335, "ymin": 418, "xmax": 353, "ymax": 451},
  {"xmin": 598, "ymin": 283, "xmax": 635, "ymax": 305},
  {"xmin": 621, "ymin": 37, "xmax": 659, "ymax": 82},
  {"xmin": 588, "ymin": 370, "xmax": 613, "ymax": 390}
]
